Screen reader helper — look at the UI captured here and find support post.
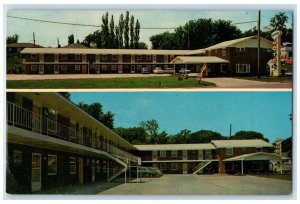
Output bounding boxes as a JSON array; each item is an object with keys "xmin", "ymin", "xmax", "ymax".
[
  {"xmin": 241, "ymin": 160, "xmax": 244, "ymax": 175},
  {"xmin": 125, "ymin": 166, "xmax": 127, "ymax": 183},
  {"xmin": 280, "ymin": 159, "xmax": 283, "ymax": 174}
]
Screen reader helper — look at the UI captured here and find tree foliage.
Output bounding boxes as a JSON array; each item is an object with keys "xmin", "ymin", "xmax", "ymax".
[
  {"xmin": 7, "ymin": 34, "xmax": 19, "ymax": 44},
  {"xmin": 78, "ymin": 102, "xmax": 115, "ymax": 129},
  {"xmin": 230, "ymin": 130, "xmax": 269, "ymax": 142},
  {"xmin": 68, "ymin": 34, "xmax": 74, "ymax": 45}
]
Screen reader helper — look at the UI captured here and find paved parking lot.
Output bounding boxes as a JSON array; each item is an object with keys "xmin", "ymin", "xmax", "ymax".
[{"xmin": 98, "ymin": 174, "xmax": 292, "ymax": 195}]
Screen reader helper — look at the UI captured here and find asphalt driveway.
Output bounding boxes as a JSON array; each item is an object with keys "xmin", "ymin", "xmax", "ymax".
[{"xmin": 98, "ymin": 174, "xmax": 292, "ymax": 195}]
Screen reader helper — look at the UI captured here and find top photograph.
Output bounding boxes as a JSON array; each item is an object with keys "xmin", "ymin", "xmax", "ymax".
[{"xmin": 6, "ymin": 9, "xmax": 293, "ymax": 89}]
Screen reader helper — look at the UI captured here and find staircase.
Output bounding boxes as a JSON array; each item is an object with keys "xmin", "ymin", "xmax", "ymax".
[
  {"xmin": 192, "ymin": 160, "xmax": 212, "ymax": 174},
  {"xmin": 107, "ymin": 167, "xmax": 126, "ymax": 182}
]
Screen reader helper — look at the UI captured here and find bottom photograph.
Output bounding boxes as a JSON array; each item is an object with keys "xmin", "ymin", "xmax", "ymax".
[{"xmin": 6, "ymin": 91, "xmax": 292, "ymax": 196}]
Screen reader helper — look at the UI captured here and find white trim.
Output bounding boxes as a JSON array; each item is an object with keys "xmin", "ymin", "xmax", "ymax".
[
  {"xmin": 226, "ymin": 148, "xmax": 233, "ymax": 156},
  {"xmin": 70, "ymin": 156, "xmax": 76, "ymax": 175},
  {"xmin": 236, "ymin": 64, "xmax": 250, "ymax": 73},
  {"xmin": 236, "ymin": 47, "xmax": 246, "ymax": 52}
]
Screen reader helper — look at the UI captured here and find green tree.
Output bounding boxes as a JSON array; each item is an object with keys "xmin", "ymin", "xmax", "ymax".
[
  {"xmin": 59, "ymin": 92, "xmax": 71, "ymax": 101},
  {"xmin": 134, "ymin": 19, "xmax": 140, "ymax": 48},
  {"xmin": 138, "ymin": 42, "xmax": 148, "ymax": 49},
  {"xmin": 102, "ymin": 12, "xmax": 110, "ymax": 48},
  {"xmin": 230, "ymin": 130, "xmax": 269, "ymax": 142},
  {"xmin": 170, "ymin": 129, "xmax": 191, "ymax": 144},
  {"xmin": 269, "ymin": 12, "xmax": 291, "ymax": 42},
  {"xmin": 109, "ymin": 15, "xmax": 115, "ymax": 48},
  {"xmin": 140, "ymin": 119, "xmax": 159, "ymax": 143},
  {"xmin": 114, "ymin": 127, "xmax": 148, "ymax": 144},
  {"xmin": 124, "ymin": 11, "xmax": 130, "ymax": 48},
  {"xmin": 7, "ymin": 34, "xmax": 19, "ymax": 44},
  {"xmin": 115, "ymin": 26, "xmax": 120, "ymax": 49},
  {"xmin": 130, "ymin": 15, "xmax": 135, "ymax": 49},
  {"xmin": 281, "ymin": 136, "xmax": 292, "ymax": 158},
  {"xmin": 189, "ymin": 130, "xmax": 225, "ymax": 143},
  {"xmin": 118, "ymin": 13, "xmax": 124, "ymax": 48},
  {"xmin": 68, "ymin": 34, "xmax": 74, "ymax": 44},
  {"xmin": 77, "ymin": 102, "xmax": 114, "ymax": 129}
]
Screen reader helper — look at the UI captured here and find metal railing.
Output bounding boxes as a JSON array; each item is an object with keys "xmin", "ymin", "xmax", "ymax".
[{"xmin": 6, "ymin": 101, "xmax": 140, "ymax": 165}]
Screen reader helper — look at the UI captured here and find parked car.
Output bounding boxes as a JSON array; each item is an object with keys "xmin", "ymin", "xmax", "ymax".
[
  {"xmin": 139, "ymin": 167, "xmax": 161, "ymax": 177},
  {"xmin": 164, "ymin": 68, "xmax": 175, "ymax": 74},
  {"xmin": 153, "ymin": 67, "xmax": 164, "ymax": 74},
  {"xmin": 141, "ymin": 67, "xmax": 150, "ymax": 74},
  {"xmin": 179, "ymin": 68, "xmax": 191, "ymax": 74}
]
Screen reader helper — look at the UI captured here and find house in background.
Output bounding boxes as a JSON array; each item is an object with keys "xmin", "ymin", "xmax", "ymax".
[
  {"xmin": 281, "ymin": 42, "xmax": 292, "ymax": 59},
  {"xmin": 7, "ymin": 42, "xmax": 43, "ymax": 55},
  {"xmin": 19, "ymin": 35, "xmax": 273, "ymax": 76}
]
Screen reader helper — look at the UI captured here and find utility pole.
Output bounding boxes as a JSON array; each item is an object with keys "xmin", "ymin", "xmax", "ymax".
[
  {"xmin": 257, "ymin": 10, "xmax": 261, "ymax": 79},
  {"xmin": 229, "ymin": 124, "xmax": 232, "ymax": 137},
  {"xmin": 33, "ymin": 32, "xmax": 36, "ymax": 47}
]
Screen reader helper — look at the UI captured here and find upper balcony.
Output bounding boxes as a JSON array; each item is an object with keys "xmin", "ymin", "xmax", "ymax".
[{"xmin": 6, "ymin": 101, "xmax": 140, "ymax": 164}]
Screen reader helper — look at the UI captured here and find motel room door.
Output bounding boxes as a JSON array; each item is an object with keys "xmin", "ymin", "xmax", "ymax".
[
  {"xmin": 31, "ymin": 153, "xmax": 42, "ymax": 192},
  {"xmin": 82, "ymin": 65, "xmax": 87, "ymax": 74},
  {"xmin": 39, "ymin": 65, "xmax": 44, "ymax": 74},
  {"xmin": 78, "ymin": 157, "xmax": 84, "ymax": 184},
  {"xmin": 54, "ymin": 65, "xmax": 59, "ymax": 74},
  {"xmin": 118, "ymin": 65, "xmax": 123, "ymax": 73},
  {"xmin": 91, "ymin": 159, "xmax": 95, "ymax": 182}
]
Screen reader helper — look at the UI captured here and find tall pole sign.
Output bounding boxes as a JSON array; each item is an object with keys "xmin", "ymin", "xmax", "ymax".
[
  {"xmin": 269, "ymin": 30, "xmax": 282, "ymax": 76},
  {"xmin": 257, "ymin": 10, "xmax": 261, "ymax": 79}
]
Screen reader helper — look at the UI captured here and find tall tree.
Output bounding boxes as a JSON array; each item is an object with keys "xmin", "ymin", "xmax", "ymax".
[
  {"xmin": 59, "ymin": 92, "xmax": 71, "ymax": 101},
  {"xmin": 118, "ymin": 13, "xmax": 124, "ymax": 48},
  {"xmin": 138, "ymin": 42, "xmax": 148, "ymax": 49},
  {"xmin": 7, "ymin": 34, "xmax": 19, "ymax": 44},
  {"xmin": 269, "ymin": 12, "xmax": 291, "ymax": 42},
  {"xmin": 124, "ymin": 11, "xmax": 130, "ymax": 49},
  {"xmin": 140, "ymin": 119, "xmax": 159, "ymax": 143},
  {"xmin": 114, "ymin": 127, "xmax": 148, "ymax": 144},
  {"xmin": 189, "ymin": 130, "xmax": 225, "ymax": 143},
  {"xmin": 101, "ymin": 12, "xmax": 110, "ymax": 48},
  {"xmin": 68, "ymin": 34, "xmax": 74, "ymax": 45},
  {"xmin": 109, "ymin": 15, "xmax": 115, "ymax": 48},
  {"xmin": 115, "ymin": 26, "xmax": 120, "ymax": 49},
  {"xmin": 134, "ymin": 19, "xmax": 140, "ymax": 48},
  {"xmin": 130, "ymin": 15, "xmax": 135, "ymax": 48}
]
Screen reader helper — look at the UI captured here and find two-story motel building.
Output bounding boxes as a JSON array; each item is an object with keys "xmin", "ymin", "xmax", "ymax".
[
  {"xmin": 20, "ymin": 35, "xmax": 273, "ymax": 77},
  {"xmin": 6, "ymin": 92, "xmax": 282, "ymax": 194}
]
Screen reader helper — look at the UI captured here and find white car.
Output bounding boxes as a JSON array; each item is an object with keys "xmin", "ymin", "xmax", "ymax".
[
  {"xmin": 153, "ymin": 67, "xmax": 164, "ymax": 74},
  {"xmin": 164, "ymin": 68, "xmax": 175, "ymax": 74},
  {"xmin": 179, "ymin": 69, "xmax": 191, "ymax": 74}
]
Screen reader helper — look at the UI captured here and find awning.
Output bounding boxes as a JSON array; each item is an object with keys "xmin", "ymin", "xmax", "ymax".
[
  {"xmin": 223, "ymin": 152, "xmax": 283, "ymax": 161},
  {"xmin": 171, "ymin": 56, "xmax": 229, "ymax": 64}
]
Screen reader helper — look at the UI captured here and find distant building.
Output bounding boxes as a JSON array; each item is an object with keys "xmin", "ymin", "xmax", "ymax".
[
  {"xmin": 281, "ymin": 42, "xmax": 293, "ymax": 59},
  {"xmin": 7, "ymin": 43, "xmax": 43, "ymax": 54}
]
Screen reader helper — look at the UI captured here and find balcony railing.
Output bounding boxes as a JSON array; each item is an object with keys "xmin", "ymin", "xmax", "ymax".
[{"xmin": 7, "ymin": 101, "xmax": 139, "ymax": 165}]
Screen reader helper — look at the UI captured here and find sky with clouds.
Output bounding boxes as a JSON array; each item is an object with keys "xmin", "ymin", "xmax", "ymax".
[
  {"xmin": 70, "ymin": 91, "xmax": 292, "ymax": 143},
  {"xmin": 6, "ymin": 9, "xmax": 293, "ymax": 48}
]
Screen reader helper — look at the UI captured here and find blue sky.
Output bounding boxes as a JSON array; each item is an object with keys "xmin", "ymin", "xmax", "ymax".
[
  {"xmin": 6, "ymin": 9, "xmax": 293, "ymax": 48},
  {"xmin": 70, "ymin": 91, "xmax": 292, "ymax": 143}
]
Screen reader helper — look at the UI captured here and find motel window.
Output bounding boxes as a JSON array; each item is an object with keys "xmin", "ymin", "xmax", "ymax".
[
  {"xmin": 222, "ymin": 48, "xmax": 226, "ymax": 56},
  {"xmin": 61, "ymin": 54, "xmax": 67, "ymax": 60},
  {"xmin": 137, "ymin": 65, "xmax": 142, "ymax": 71},
  {"xmin": 112, "ymin": 54, "xmax": 117, "ymax": 60},
  {"xmin": 171, "ymin": 150, "xmax": 177, "ymax": 157},
  {"xmin": 31, "ymin": 54, "xmax": 37, "ymax": 59},
  {"xmin": 102, "ymin": 65, "xmax": 107, "ymax": 70},
  {"xmin": 160, "ymin": 150, "xmax": 166, "ymax": 157},
  {"xmin": 146, "ymin": 65, "xmax": 151, "ymax": 70},
  {"xmin": 252, "ymin": 162, "xmax": 263, "ymax": 170},
  {"xmin": 111, "ymin": 65, "xmax": 117, "ymax": 70},
  {"xmin": 82, "ymin": 55, "xmax": 86, "ymax": 62},
  {"xmin": 54, "ymin": 54, "xmax": 59, "ymax": 61},
  {"xmin": 8, "ymin": 48, "xmax": 12, "ymax": 52},
  {"xmin": 164, "ymin": 65, "xmax": 168, "ymax": 68},
  {"xmin": 61, "ymin": 65, "xmax": 67, "ymax": 71},
  {"xmin": 31, "ymin": 65, "xmax": 37, "ymax": 71},
  {"xmin": 75, "ymin": 54, "xmax": 80, "ymax": 60},
  {"xmin": 160, "ymin": 163, "xmax": 166, "ymax": 170},
  {"xmin": 102, "ymin": 160, "xmax": 107, "ymax": 173},
  {"xmin": 96, "ymin": 55, "xmax": 100, "ymax": 61},
  {"xmin": 101, "ymin": 54, "xmax": 107, "ymax": 60},
  {"xmin": 256, "ymin": 147, "xmax": 262, "ymax": 152},
  {"xmin": 236, "ymin": 47, "xmax": 246, "ymax": 52},
  {"xmin": 75, "ymin": 65, "xmax": 81, "ymax": 71},
  {"xmin": 13, "ymin": 150, "xmax": 22, "ymax": 166},
  {"xmin": 182, "ymin": 150, "xmax": 187, "ymax": 159},
  {"xmin": 70, "ymin": 157, "xmax": 76, "ymax": 175},
  {"xmin": 236, "ymin": 64, "xmax": 250, "ymax": 73},
  {"xmin": 146, "ymin": 55, "xmax": 151, "ymax": 60},
  {"xmin": 226, "ymin": 148, "xmax": 233, "ymax": 156},
  {"xmin": 48, "ymin": 109, "xmax": 57, "ymax": 133},
  {"xmin": 137, "ymin": 55, "xmax": 142, "ymax": 60},
  {"xmin": 169, "ymin": 55, "xmax": 175, "ymax": 60},
  {"xmin": 171, "ymin": 163, "xmax": 178, "ymax": 170},
  {"xmin": 48, "ymin": 155, "xmax": 57, "ymax": 175},
  {"xmin": 205, "ymin": 149, "xmax": 212, "ymax": 156}
]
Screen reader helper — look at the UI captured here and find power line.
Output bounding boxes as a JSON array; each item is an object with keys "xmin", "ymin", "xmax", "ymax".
[
  {"xmin": 7, "ymin": 15, "xmax": 176, "ymax": 30},
  {"xmin": 232, "ymin": 20, "xmax": 258, "ymax": 25}
]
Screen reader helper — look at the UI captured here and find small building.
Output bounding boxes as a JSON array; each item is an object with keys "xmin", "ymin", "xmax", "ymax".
[
  {"xmin": 7, "ymin": 43, "xmax": 43, "ymax": 54},
  {"xmin": 281, "ymin": 42, "xmax": 293, "ymax": 59}
]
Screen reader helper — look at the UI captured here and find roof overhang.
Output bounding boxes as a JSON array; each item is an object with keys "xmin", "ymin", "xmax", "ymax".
[
  {"xmin": 171, "ymin": 56, "xmax": 229, "ymax": 64},
  {"xmin": 223, "ymin": 152, "xmax": 283, "ymax": 161}
]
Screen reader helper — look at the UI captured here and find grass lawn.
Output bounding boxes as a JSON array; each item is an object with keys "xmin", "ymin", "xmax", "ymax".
[
  {"xmin": 252, "ymin": 174, "xmax": 292, "ymax": 181},
  {"xmin": 7, "ymin": 76, "xmax": 216, "ymax": 89},
  {"xmin": 237, "ymin": 76, "xmax": 292, "ymax": 83}
]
